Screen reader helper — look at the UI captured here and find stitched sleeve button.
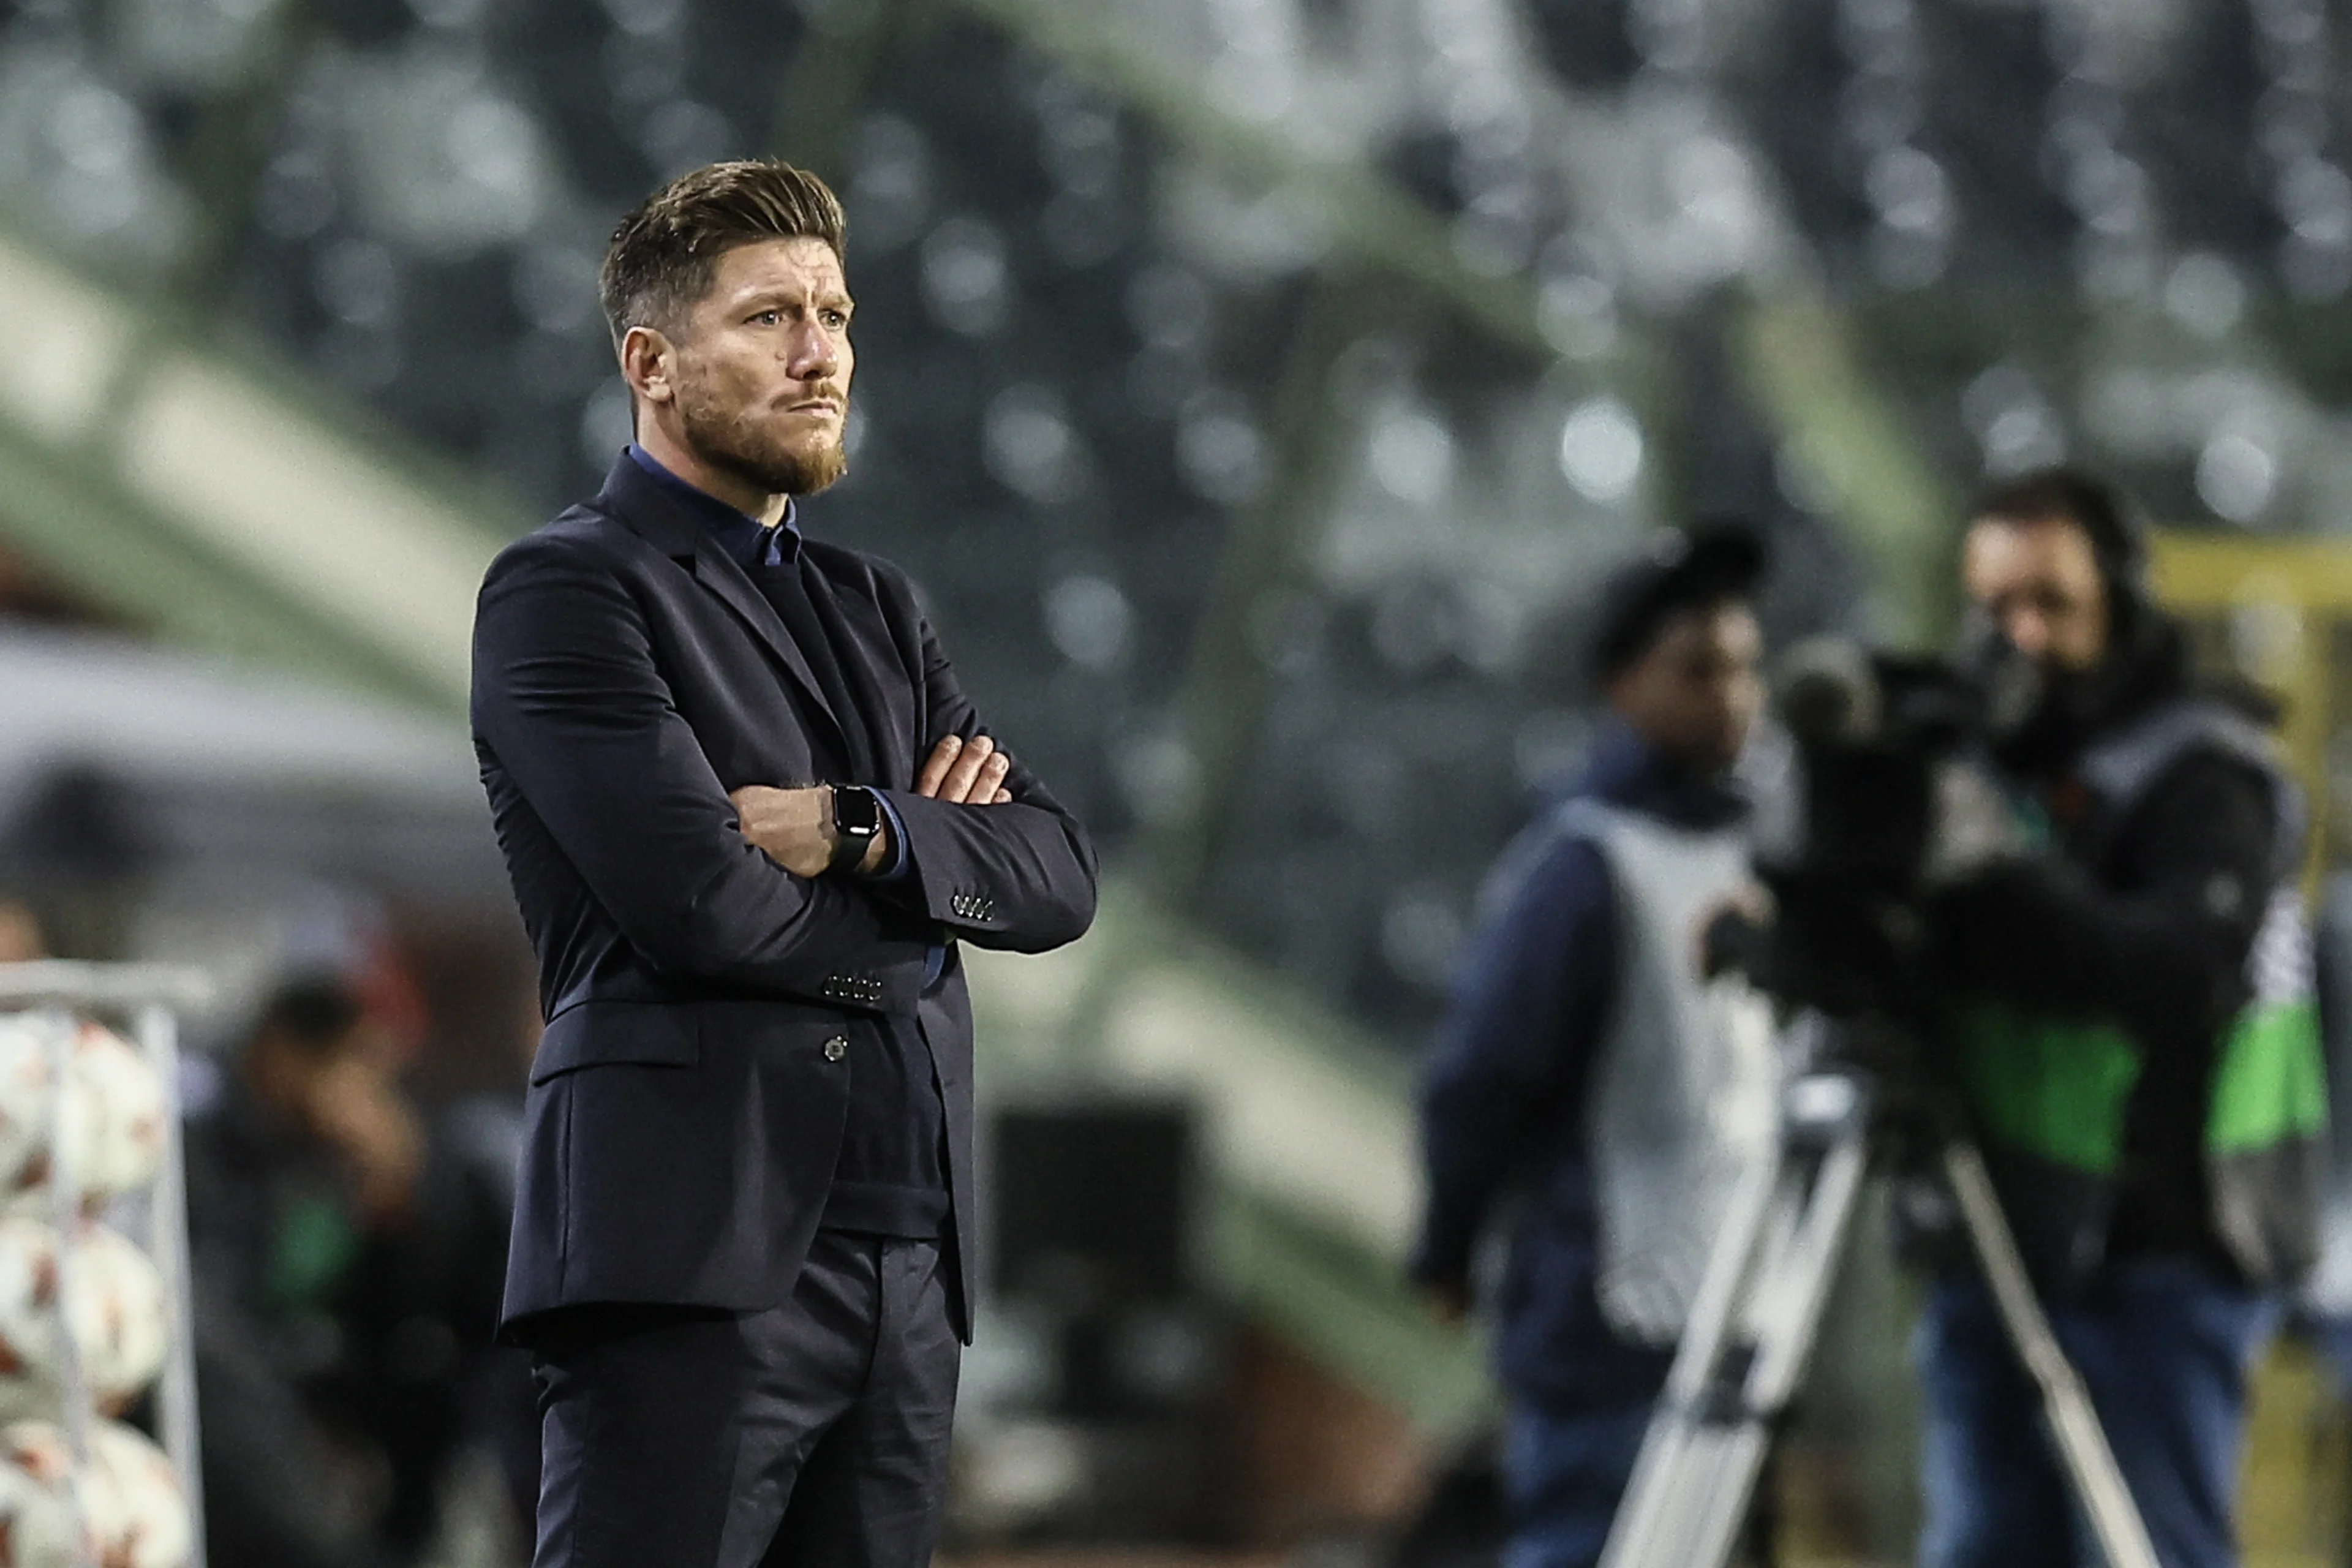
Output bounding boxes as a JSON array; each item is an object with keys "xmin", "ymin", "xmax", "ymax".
[{"xmin": 823, "ymin": 1036, "xmax": 848, "ymax": 1062}]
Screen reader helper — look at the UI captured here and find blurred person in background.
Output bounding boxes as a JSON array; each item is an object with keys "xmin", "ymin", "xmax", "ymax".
[
  {"xmin": 187, "ymin": 972, "xmax": 506, "ymax": 1568},
  {"xmin": 472, "ymin": 159, "xmax": 1097, "ymax": 1568},
  {"xmin": 1912, "ymin": 467, "xmax": 2321, "ymax": 1568},
  {"xmin": 0, "ymin": 898, "xmax": 45, "ymax": 962},
  {"xmin": 1411, "ymin": 524, "xmax": 1776, "ymax": 1568}
]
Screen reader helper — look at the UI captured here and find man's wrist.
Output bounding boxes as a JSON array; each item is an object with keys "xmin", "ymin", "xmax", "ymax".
[
  {"xmin": 859, "ymin": 812, "xmax": 894, "ymax": 875},
  {"xmin": 826, "ymin": 785, "xmax": 886, "ymax": 876}
]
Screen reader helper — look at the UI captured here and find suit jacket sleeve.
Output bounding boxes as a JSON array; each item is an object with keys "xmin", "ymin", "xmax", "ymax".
[
  {"xmin": 871, "ymin": 603, "xmax": 1098, "ymax": 954},
  {"xmin": 473, "ymin": 536, "xmax": 930, "ymax": 1000}
]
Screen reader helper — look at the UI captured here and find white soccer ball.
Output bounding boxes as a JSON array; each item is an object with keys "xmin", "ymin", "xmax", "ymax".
[
  {"xmin": 0, "ymin": 1217, "xmax": 170, "ymax": 1422},
  {"xmin": 59, "ymin": 1225, "xmax": 169, "ymax": 1417},
  {"xmin": 0, "ymin": 1419, "xmax": 81, "ymax": 1568},
  {"xmin": 54, "ymin": 1021, "xmax": 166, "ymax": 1202},
  {"xmin": 81, "ymin": 1420, "xmax": 192, "ymax": 1568},
  {"xmin": 0, "ymin": 1015, "xmax": 165, "ymax": 1207},
  {"xmin": 0, "ymin": 1016, "xmax": 63, "ymax": 1193},
  {"xmin": 0, "ymin": 1418, "xmax": 191, "ymax": 1568}
]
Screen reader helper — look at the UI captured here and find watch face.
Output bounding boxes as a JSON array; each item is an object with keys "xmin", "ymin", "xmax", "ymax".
[{"xmin": 837, "ymin": 786, "xmax": 880, "ymax": 836}]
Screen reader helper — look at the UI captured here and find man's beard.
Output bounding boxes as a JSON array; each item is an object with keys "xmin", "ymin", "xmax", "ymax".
[{"xmin": 676, "ymin": 380, "xmax": 848, "ymax": 497}]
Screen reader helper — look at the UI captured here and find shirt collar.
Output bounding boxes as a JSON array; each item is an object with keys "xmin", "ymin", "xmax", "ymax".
[{"xmin": 625, "ymin": 443, "xmax": 801, "ymax": 568}]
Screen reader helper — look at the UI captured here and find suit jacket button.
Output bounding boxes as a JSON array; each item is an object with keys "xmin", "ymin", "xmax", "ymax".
[{"xmin": 823, "ymin": 1036, "xmax": 848, "ymax": 1062}]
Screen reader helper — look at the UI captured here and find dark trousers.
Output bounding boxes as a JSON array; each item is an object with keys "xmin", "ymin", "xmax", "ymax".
[
  {"xmin": 530, "ymin": 1231, "xmax": 961, "ymax": 1568},
  {"xmin": 1498, "ymin": 1396, "xmax": 1654, "ymax": 1568},
  {"xmin": 1916, "ymin": 1261, "xmax": 2274, "ymax": 1568}
]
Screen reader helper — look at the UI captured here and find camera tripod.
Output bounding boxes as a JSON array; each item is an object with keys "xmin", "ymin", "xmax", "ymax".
[{"xmin": 1595, "ymin": 1019, "xmax": 2161, "ymax": 1568}]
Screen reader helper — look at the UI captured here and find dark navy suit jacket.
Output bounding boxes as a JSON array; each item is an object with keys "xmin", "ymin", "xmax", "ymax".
[{"xmin": 472, "ymin": 453, "xmax": 1098, "ymax": 1343}]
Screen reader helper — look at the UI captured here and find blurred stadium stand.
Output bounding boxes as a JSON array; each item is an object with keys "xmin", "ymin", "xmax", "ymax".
[{"xmin": 13, "ymin": 0, "xmax": 2352, "ymax": 1548}]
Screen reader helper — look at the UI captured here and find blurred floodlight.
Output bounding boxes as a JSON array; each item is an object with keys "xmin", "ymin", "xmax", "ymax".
[
  {"xmin": 1381, "ymin": 892, "xmax": 1464, "ymax": 991},
  {"xmin": 1205, "ymin": 0, "xmax": 1299, "ymax": 124},
  {"xmin": 0, "ymin": 53, "xmax": 187, "ymax": 260},
  {"xmin": 1839, "ymin": 74, "xmax": 1921, "ymax": 153},
  {"xmin": 1558, "ymin": 397, "xmax": 1644, "ymax": 504},
  {"xmin": 331, "ymin": 54, "xmax": 552, "ymax": 256},
  {"xmin": 513, "ymin": 244, "xmax": 603, "ymax": 336},
  {"xmin": 579, "ymin": 377, "xmax": 634, "ymax": 471},
  {"xmin": 984, "ymin": 384, "xmax": 1087, "ymax": 506},
  {"xmin": 2196, "ymin": 429, "xmax": 2281, "ymax": 523},
  {"xmin": 410, "ymin": 0, "xmax": 492, "ymax": 28},
  {"xmin": 1175, "ymin": 392, "xmax": 1268, "ymax": 508},
  {"xmin": 118, "ymin": 0, "xmax": 278, "ymax": 92},
  {"xmin": 1033, "ymin": 74, "xmax": 1121, "ymax": 198},
  {"xmin": 1114, "ymin": 730, "xmax": 1200, "ymax": 827},
  {"xmin": 2283, "ymin": 234, "xmax": 2352, "ymax": 301},
  {"xmin": 255, "ymin": 148, "xmax": 338, "ymax": 240},
  {"xmin": 1537, "ymin": 272, "xmax": 1619, "ymax": 359},
  {"xmin": 315, "ymin": 238, "xmax": 400, "ymax": 328},
  {"xmin": 2164, "ymin": 254, "xmax": 2247, "ymax": 339},
  {"xmin": 1667, "ymin": 134, "xmax": 1764, "ymax": 261},
  {"xmin": 1366, "ymin": 405, "xmax": 1457, "ymax": 509},
  {"xmin": 848, "ymin": 115, "xmax": 932, "ymax": 253},
  {"xmin": 1980, "ymin": 407, "xmax": 2065, "ymax": 475},
  {"xmin": 2229, "ymin": 598, "xmax": 2304, "ymax": 686},
  {"xmin": 920, "ymin": 216, "xmax": 1012, "ymax": 336},
  {"xmin": 2070, "ymin": 149, "xmax": 2151, "ymax": 239},
  {"xmin": 641, "ymin": 99, "xmax": 734, "ymax": 178},
  {"xmin": 1865, "ymin": 146, "xmax": 1953, "ymax": 242},
  {"xmin": 2278, "ymin": 160, "xmax": 2352, "ymax": 298},
  {"xmin": 1124, "ymin": 265, "xmax": 1212, "ymax": 351},
  {"xmin": 2279, "ymin": 158, "xmax": 2352, "ymax": 246},
  {"xmin": 601, "ymin": 0, "xmax": 684, "ymax": 37},
  {"xmin": 1043, "ymin": 574, "xmax": 1134, "ymax": 673},
  {"xmin": 1961, "ymin": 365, "xmax": 2064, "ymax": 476},
  {"xmin": 2258, "ymin": 86, "xmax": 2327, "ymax": 167}
]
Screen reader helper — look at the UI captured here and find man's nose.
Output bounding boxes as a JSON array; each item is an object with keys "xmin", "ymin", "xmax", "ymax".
[{"xmin": 785, "ymin": 323, "xmax": 837, "ymax": 380}]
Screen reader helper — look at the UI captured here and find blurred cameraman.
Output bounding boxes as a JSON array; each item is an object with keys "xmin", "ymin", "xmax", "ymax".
[
  {"xmin": 1917, "ymin": 467, "xmax": 2322, "ymax": 1568},
  {"xmin": 1411, "ymin": 525, "xmax": 1776, "ymax": 1568}
]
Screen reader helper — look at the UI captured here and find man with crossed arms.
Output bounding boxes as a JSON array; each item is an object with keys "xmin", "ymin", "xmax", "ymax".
[{"xmin": 472, "ymin": 159, "xmax": 1098, "ymax": 1568}]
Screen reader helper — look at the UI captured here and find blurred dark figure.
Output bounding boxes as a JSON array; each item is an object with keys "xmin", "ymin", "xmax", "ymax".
[
  {"xmin": 187, "ymin": 973, "xmax": 513, "ymax": 1568},
  {"xmin": 1410, "ymin": 525, "xmax": 1774, "ymax": 1568},
  {"xmin": 1912, "ymin": 468, "xmax": 2320, "ymax": 1568},
  {"xmin": 432, "ymin": 985, "xmax": 546, "ymax": 1535}
]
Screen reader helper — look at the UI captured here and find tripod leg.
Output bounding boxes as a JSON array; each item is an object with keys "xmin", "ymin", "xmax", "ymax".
[
  {"xmin": 1940, "ymin": 1140, "xmax": 2162, "ymax": 1568},
  {"xmin": 1600, "ymin": 1114, "xmax": 1871, "ymax": 1568}
]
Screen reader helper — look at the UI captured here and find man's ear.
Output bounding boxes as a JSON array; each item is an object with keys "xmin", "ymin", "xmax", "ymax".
[{"xmin": 620, "ymin": 323, "xmax": 676, "ymax": 409}]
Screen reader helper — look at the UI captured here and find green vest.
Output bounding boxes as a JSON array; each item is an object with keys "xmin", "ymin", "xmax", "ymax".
[{"xmin": 1954, "ymin": 702, "xmax": 2328, "ymax": 1286}]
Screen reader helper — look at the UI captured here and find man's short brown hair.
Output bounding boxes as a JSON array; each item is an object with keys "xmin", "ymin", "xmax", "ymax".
[{"xmin": 599, "ymin": 160, "xmax": 846, "ymax": 350}]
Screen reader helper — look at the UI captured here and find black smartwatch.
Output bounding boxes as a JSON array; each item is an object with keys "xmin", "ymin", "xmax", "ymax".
[{"xmin": 827, "ymin": 785, "xmax": 883, "ymax": 875}]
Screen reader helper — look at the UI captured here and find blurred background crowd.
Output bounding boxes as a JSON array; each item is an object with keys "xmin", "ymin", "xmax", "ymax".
[{"xmin": 10, "ymin": 0, "xmax": 2352, "ymax": 1563}]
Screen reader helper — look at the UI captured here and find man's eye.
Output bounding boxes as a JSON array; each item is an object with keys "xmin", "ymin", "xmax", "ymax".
[
  {"xmin": 823, "ymin": 311, "xmax": 849, "ymax": 328},
  {"xmin": 752, "ymin": 310, "xmax": 780, "ymax": 325}
]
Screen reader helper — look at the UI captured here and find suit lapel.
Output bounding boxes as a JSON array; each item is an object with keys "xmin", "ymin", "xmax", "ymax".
[
  {"xmin": 594, "ymin": 455, "xmax": 850, "ymax": 760},
  {"xmin": 690, "ymin": 544, "xmax": 853, "ymax": 758}
]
